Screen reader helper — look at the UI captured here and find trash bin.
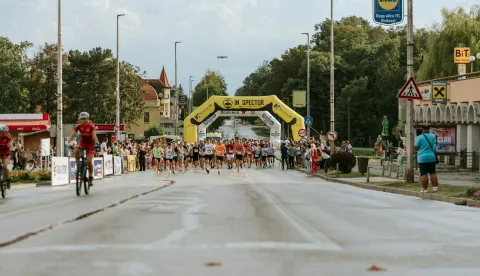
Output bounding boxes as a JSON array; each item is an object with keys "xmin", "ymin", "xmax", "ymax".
[{"xmin": 357, "ymin": 157, "xmax": 369, "ymax": 175}]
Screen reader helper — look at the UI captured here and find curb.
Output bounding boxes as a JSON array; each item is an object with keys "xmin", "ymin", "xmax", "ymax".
[
  {"xmin": 293, "ymin": 166, "xmax": 480, "ymax": 208},
  {"xmin": 11, "ymin": 184, "xmax": 37, "ymax": 190}
]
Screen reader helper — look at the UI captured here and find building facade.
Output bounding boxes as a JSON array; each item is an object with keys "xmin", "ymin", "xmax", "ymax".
[
  {"xmin": 400, "ymin": 72, "xmax": 480, "ymax": 170},
  {"xmin": 127, "ymin": 67, "xmax": 177, "ymax": 139}
]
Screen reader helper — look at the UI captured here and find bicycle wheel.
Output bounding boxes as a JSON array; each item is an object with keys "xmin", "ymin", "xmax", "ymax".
[
  {"xmin": 76, "ymin": 161, "xmax": 83, "ymax": 196},
  {"xmin": 83, "ymin": 162, "xmax": 90, "ymax": 195},
  {"xmin": 26, "ymin": 160, "xmax": 35, "ymax": 171}
]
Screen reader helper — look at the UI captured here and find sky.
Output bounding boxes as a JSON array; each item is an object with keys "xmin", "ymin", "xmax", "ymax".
[{"xmin": 0, "ymin": 0, "xmax": 478, "ymax": 95}]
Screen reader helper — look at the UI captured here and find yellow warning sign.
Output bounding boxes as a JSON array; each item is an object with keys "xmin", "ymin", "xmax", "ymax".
[
  {"xmin": 431, "ymin": 81, "xmax": 447, "ymax": 104},
  {"xmin": 454, "ymin": 47, "xmax": 470, "ymax": 64}
]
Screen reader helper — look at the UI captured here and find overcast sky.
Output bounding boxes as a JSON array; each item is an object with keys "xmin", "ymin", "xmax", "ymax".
[{"xmin": 0, "ymin": 0, "xmax": 477, "ymax": 95}]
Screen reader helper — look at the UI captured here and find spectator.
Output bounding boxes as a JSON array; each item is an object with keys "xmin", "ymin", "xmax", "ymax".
[
  {"xmin": 321, "ymin": 149, "xmax": 331, "ymax": 176},
  {"xmin": 100, "ymin": 138, "xmax": 108, "ymax": 156},
  {"xmin": 396, "ymin": 141, "xmax": 406, "ymax": 177},
  {"xmin": 280, "ymin": 143, "xmax": 288, "ymax": 170},
  {"xmin": 414, "ymin": 123, "xmax": 439, "ymax": 192},
  {"xmin": 287, "ymin": 144, "xmax": 296, "ymax": 169},
  {"xmin": 346, "ymin": 141, "xmax": 353, "ymax": 153}
]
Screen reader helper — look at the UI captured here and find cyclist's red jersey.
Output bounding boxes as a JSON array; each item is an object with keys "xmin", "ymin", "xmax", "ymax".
[
  {"xmin": 0, "ymin": 133, "xmax": 12, "ymax": 156},
  {"xmin": 75, "ymin": 122, "xmax": 96, "ymax": 148}
]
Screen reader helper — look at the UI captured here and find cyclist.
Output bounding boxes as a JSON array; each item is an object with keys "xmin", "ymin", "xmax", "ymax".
[
  {"xmin": 0, "ymin": 125, "xmax": 14, "ymax": 189},
  {"xmin": 67, "ymin": 112, "xmax": 98, "ymax": 186}
]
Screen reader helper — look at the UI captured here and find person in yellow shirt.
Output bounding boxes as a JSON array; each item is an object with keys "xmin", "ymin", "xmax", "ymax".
[{"xmin": 215, "ymin": 140, "xmax": 226, "ymax": 175}]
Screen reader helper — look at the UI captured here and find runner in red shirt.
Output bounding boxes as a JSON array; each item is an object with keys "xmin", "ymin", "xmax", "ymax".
[
  {"xmin": 234, "ymin": 140, "xmax": 245, "ymax": 173},
  {"xmin": 226, "ymin": 141, "xmax": 235, "ymax": 169},
  {"xmin": 0, "ymin": 125, "xmax": 14, "ymax": 188},
  {"xmin": 67, "ymin": 112, "xmax": 98, "ymax": 186}
]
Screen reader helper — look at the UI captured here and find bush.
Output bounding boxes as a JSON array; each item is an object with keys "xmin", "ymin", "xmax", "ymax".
[
  {"xmin": 11, "ymin": 170, "xmax": 36, "ymax": 182},
  {"xmin": 38, "ymin": 170, "xmax": 51, "ymax": 181},
  {"xmin": 330, "ymin": 152, "xmax": 357, "ymax": 173}
]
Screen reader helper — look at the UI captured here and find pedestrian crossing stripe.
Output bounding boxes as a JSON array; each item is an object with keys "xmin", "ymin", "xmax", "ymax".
[{"xmin": 397, "ymin": 77, "xmax": 422, "ymax": 100}]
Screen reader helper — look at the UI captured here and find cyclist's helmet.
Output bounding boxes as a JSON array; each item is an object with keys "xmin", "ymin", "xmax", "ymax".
[
  {"xmin": 79, "ymin": 112, "xmax": 90, "ymax": 119},
  {"xmin": 0, "ymin": 124, "xmax": 9, "ymax": 133}
]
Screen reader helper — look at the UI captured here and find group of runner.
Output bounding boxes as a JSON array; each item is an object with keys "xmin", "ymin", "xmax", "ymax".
[{"xmin": 150, "ymin": 139, "xmax": 276, "ymax": 175}]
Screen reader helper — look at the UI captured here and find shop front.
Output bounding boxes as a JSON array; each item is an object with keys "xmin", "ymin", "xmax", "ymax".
[{"xmin": 0, "ymin": 114, "xmax": 51, "ymax": 153}]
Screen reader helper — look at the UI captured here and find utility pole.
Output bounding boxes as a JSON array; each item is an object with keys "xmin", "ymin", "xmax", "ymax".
[
  {"xmin": 116, "ymin": 14, "xmax": 125, "ymax": 143},
  {"xmin": 189, "ymin": 76, "xmax": 194, "ymax": 114},
  {"xmin": 302, "ymin": 33, "xmax": 311, "ymax": 140},
  {"xmin": 405, "ymin": 0, "xmax": 415, "ymax": 183},
  {"xmin": 56, "ymin": 0, "xmax": 63, "ymax": 157},
  {"xmin": 174, "ymin": 41, "xmax": 181, "ymax": 136},
  {"xmin": 329, "ymin": 0, "xmax": 335, "ymax": 155}
]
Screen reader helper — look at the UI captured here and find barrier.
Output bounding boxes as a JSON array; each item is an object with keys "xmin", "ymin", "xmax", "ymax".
[
  {"xmin": 114, "ymin": 156, "xmax": 122, "ymax": 175},
  {"xmin": 51, "ymin": 157, "xmax": 69, "ymax": 186},
  {"xmin": 92, "ymin": 157, "xmax": 104, "ymax": 179},
  {"xmin": 127, "ymin": 155, "xmax": 136, "ymax": 172},
  {"xmin": 103, "ymin": 154, "xmax": 113, "ymax": 176},
  {"xmin": 69, "ymin": 158, "xmax": 77, "ymax": 183}
]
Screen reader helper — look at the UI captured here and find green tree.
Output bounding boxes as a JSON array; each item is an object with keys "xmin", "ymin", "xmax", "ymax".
[
  {"xmin": 144, "ymin": 125, "xmax": 164, "ymax": 137},
  {"xmin": 0, "ymin": 37, "xmax": 30, "ymax": 112}
]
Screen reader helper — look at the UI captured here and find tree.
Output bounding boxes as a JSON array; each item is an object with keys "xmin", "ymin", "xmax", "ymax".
[
  {"xmin": 0, "ymin": 37, "xmax": 30, "ymax": 112},
  {"xmin": 144, "ymin": 125, "xmax": 164, "ymax": 137},
  {"xmin": 24, "ymin": 43, "xmax": 69, "ymax": 122},
  {"xmin": 192, "ymin": 70, "xmax": 228, "ymax": 130}
]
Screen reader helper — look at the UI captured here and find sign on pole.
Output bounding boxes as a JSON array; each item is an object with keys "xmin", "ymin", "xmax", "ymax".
[
  {"xmin": 397, "ymin": 77, "xmax": 422, "ymax": 100},
  {"xmin": 298, "ymin": 129, "xmax": 307, "ymax": 137},
  {"xmin": 304, "ymin": 116, "xmax": 313, "ymax": 127},
  {"xmin": 292, "ymin": 90, "xmax": 306, "ymax": 108},
  {"xmin": 373, "ymin": 0, "xmax": 404, "ymax": 25},
  {"xmin": 326, "ymin": 130, "xmax": 338, "ymax": 142},
  {"xmin": 432, "ymin": 80, "xmax": 447, "ymax": 104},
  {"xmin": 454, "ymin": 47, "xmax": 471, "ymax": 64}
]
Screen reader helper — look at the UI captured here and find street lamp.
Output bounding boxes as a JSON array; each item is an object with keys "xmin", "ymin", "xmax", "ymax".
[
  {"xmin": 329, "ymin": 0, "xmax": 335, "ymax": 155},
  {"xmin": 174, "ymin": 41, "xmax": 181, "ymax": 136},
  {"xmin": 56, "ymin": 0, "xmax": 63, "ymax": 157},
  {"xmin": 189, "ymin": 76, "xmax": 194, "ymax": 114},
  {"xmin": 469, "ymin": 55, "xmax": 476, "ymax": 73},
  {"xmin": 116, "ymin": 13, "xmax": 125, "ymax": 143},
  {"xmin": 302, "ymin": 32, "xmax": 311, "ymax": 140}
]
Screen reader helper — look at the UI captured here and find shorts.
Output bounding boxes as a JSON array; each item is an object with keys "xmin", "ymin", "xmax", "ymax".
[
  {"xmin": 236, "ymin": 155, "xmax": 243, "ymax": 161},
  {"xmin": 419, "ymin": 162, "xmax": 436, "ymax": 176},
  {"xmin": 216, "ymin": 156, "xmax": 224, "ymax": 162},
  {"xmin": 268, "ymin": 155, "xmax": 274, "ymax": 158},
  {"xmin": 206, "ymin": 155, "xmax": 213, "ymax": 160},
  {"xmin": 166, "ymin": 158, "xmax": 173, "ymax": 162},
  {"xmin": 0, "ymin": 153, "xmax": 11, "ymax": 160},
  {"xmin": 173, "ymin": 156, "xmax": 178, "ymax": 162},
  {"xmin": 261, "ymin": 156, "xmax": 267, "ymax": 161},
  {"xmin": 193, "ymin": 155, "xmax": 199, "ymax": 161},
  {"xmin": 227, "ymin": 154, "xmax": 234, "ymax": 160},
  {"xmin": 154, "ymin": 157, "xmax": 161, "ymax": 162},
  {"xmin": 254, "ymin": 155, "xmax": 259, "ymax": 159}
]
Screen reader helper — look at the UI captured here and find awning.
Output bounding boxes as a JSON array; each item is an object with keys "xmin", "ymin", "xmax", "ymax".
[
  {"xmin": 0, "ymin": 120, "xmax": 50, "ymax": 132},
  {"xmin": 96, "ymin": 125, "xmax": 125, "ymax": 131}
]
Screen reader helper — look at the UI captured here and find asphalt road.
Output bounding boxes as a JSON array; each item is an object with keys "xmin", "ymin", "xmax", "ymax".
[
  {"xmin": 219, "ymin": 120, "xmax": 268, "ymax": 140},
  {"xmin": 1, "ymin": 162, "xmax": 480, "ymax": 275}
]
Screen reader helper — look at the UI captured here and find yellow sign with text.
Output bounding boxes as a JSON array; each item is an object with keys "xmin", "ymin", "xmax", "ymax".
[
  {"xmin": 454, "ymin": 47, "xmax": 470, "ymax": 64},
  {"xmin": 184, "ymin": 95, "xmax": 306, "ymax": 143}
]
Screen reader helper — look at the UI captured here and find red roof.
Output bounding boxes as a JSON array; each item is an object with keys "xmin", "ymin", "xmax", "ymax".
[
  {"xmin": 159, "ymin": 67, "xmax": 171, "ymax": 88},
  {"xmin": 139, "ymin": 84, "xmax": 159, "ymax": 100}
]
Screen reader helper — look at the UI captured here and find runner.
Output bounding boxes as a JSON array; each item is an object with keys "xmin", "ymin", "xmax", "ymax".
[
  {"xmin": 245, "ymin": 142, "xmax": 253, "ymax": 168},
  {"xmin": 165, "ymin": 143, "xmax": 175, "ymax": 175},
  {"xmin": 192, "ymin": 142, "xmax": 200, "ymax": 172},
  {"xmin": 234, "ymin": 140, "xmax": 245, "ymax": 173},
  {"xmin": 152, "ymin": 142, "xmax": 164, "ymax": 174},
  {"xmin": 226, "ymin": 140, "xmax": 235, "ymax": 169},
  {"xmin": 215, "ymin": 140, "xmax": 226, "ymax": 174},
  {"xmin": 204, "ymin": 140, "xmax": 214, "ymax": 174},
  {"xmin": 261, "ymin": 144, "xmax": 268, "ymax": 168},
  {"xmin": 267, "ymin": 143, "xmax": 275, "ymax": 168}
]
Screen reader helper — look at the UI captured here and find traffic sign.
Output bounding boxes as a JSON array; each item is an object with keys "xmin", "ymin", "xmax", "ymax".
[
  {"xmin": 304, "ymin": 116, "xmax": 313, "ymax": 127},
  {"xmin": 397, "ymin": 77, "xmax": 422, "ymax": 100},
  {"xmin": 432, "ymin": 80, "xmax": 447, "ymax": 104},
  {"xmin": 298, "ymin": 129, "xmax": 306, "ymax": 137},
  {"xmin": 454, "ymin": 47, "xmax": 470, "ymax": 64},
  {"xmin": 373, "ymin": 0, "xmax": 404, "ymax": 25},
  {"xmin": 326, "ymin": 130, "xmax": 338, "ymax": 142}
]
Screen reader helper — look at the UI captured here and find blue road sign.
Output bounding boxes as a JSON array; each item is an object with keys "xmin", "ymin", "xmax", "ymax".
[
  {"xmin": 304, "ymin": 116, "xmax": 313, "ymax": 127},
  {"xmin": 373, "ymin": 0, "xmax": 404, "ymax": 25}
]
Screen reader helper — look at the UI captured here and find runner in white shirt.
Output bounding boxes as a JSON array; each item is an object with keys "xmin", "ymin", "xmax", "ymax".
[
  {"xmin": 204, "ymin": 140, "xmax": 215, "ymax": 173},
  {"xmin": 165, "ymin": 143, "xmax": 175, "ymax": 175}
]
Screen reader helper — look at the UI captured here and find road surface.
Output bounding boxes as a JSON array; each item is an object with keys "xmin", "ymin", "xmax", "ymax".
[
  {"xmin": 1, "ymin": 164, "xmax": 480, "ymax": 275},
  {"xmin": 219, "ymin": 120, "xmax": 268, "ymax": 140}
]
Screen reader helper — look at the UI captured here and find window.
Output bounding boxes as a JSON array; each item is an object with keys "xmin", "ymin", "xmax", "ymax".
[{"xmin": 144, "ymin": 112, "xmax": 150, "ymax": 123}]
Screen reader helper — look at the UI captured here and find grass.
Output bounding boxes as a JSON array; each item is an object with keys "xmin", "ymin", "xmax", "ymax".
[
  {"xmin": 252, "ymin": 127, "xmax": 270, "ymax": 137},
  {"xmin": 364, "ymin": 181, "xmax": 480, "ymax": 200}
]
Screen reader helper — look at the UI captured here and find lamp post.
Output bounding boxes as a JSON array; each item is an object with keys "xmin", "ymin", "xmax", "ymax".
[
  {"xmin": 189, "ymin": 76, "xmax": 194, "ymax": 114},
  {"xmin": 116, "ymin": 13, "xmax": 125, "ymax": 142},
  {"xmin": 302, "ymin": 32, "xmax": 311, "ymax": 140},
  {"xmin": 469, "ymin": 56, "xmax": 476, "ymax": 73},
  {"xmin": 348, "ymin": 97, "xmax": 351, "ymax": 142},
  {"xmin": 56, "ymin": 0, "xmax": 63, "ymax": 157},
  {"xmin": 329, "ymin": 0, "xmax": 335, "ymax": 155},
  {"xmin": 174, "ymin": 41, "xmax": 181, "ymax": 136}
]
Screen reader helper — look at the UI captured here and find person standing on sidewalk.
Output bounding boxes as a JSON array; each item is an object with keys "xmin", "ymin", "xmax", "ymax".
[
  {"xmin": 396, "ymin": 141, "xmax": 406, "ymax": 177},
  {"xmin": 414, "ymin": 123, "xmax": 439, "ymax": 193},
  {"xmin": 280, "ymin": 143, "xmax": 288, "ymax": 170},
  {"xmin": 287, "ymin": 144, "xmax": 296, "ymax": 169}
]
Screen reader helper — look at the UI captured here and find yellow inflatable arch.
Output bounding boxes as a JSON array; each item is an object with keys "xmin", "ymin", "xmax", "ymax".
[{"xmin": 184, "ymin": 95, "xmax": 306, "ymax": 143}]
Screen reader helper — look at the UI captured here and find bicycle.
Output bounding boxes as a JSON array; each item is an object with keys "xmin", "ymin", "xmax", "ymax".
[
  {"xmin": 0, "ymin": 160, "xmax": 11, "ymax": 198},
  {"xmin": 75, "ymin": 148, "xmax": 95, "ymax": 196}
]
